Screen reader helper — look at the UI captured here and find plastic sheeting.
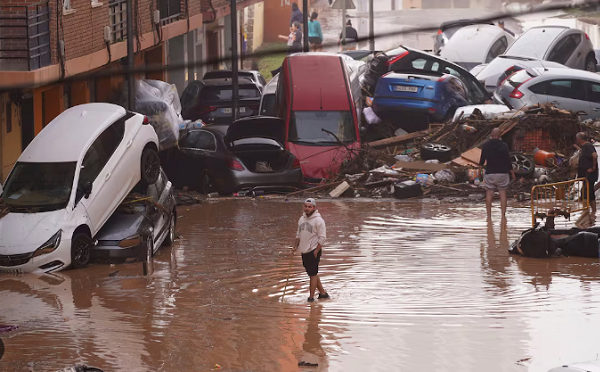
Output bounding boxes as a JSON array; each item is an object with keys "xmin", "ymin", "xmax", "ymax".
[{"xmin": 123, "ymin": 80, "xmax": 183, "ymax": 151}]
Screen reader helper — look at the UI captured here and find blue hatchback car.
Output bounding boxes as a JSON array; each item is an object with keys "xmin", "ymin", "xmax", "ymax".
[{"xmin": 372, "ymin": 71, "xmax": 472, "ymax": 132}]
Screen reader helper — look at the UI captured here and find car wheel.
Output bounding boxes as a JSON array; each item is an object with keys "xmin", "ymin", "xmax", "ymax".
[
  {"xmin": 510, "ymin": 152, "xmax": 535, "ymax": 177},
  {"xmin": 421, "ymin": 143, "xmax": 453, "ymax": 163},
  {"xmin": 141, "ymin": 147, "xmax": 160, "ymax": 185},
  {"xmin": 586, "ymin": 55, "xmax": 597, "ymax": 73},
  {"xmin": 71, "ymin": 233, "xmax": 92, "ymax": 270},
  {"xmin": 164, "ymin": 211, "xmax": 176, "ymax": 246}
]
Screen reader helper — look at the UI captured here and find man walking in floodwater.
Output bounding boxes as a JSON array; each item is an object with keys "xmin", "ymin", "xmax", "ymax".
[
  {"xmin": 479, "ymin": 128, "xmax": 516, "ymax": 220},
  {"xmin": 293, "ymin": 198, "xmax": 328, "ymax": 302},
  {"xmin": 576, "ymin": 132, "xmax": 598, "ymax": 219}
]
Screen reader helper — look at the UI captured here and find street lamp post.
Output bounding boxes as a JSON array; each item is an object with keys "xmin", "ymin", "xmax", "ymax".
[
  {"xmin": 231, "ymin": 0, "xmax": 239, "ymax": 120},
  {"xmin": 303, "ymin": 0, "xmax": 309, "ymax": 52},
  {"xmin": 369, "ymin": 0, "xmax": 374, "ymax": 51},
  {"xmin": 126, "ymin": 0, "xmax": 135, "ymax": 111}
]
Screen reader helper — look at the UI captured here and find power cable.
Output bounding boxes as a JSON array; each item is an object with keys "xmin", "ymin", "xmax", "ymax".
[{"xmin": 1, "ymin": 1, "xmax": 599, "ymax": 91}]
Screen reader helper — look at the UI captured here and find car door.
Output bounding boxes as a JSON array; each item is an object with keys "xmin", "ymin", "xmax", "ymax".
[
  {"xmin": 584, "ymin": 80, "xmax": 600, "ymax": 119},
  {"xmin": 547, "ymin": 34, "xmax": 582, "ymax": 69},
  {"xmin": 105, "ymin": 115, "xmax": 138, "ymax": 209},
  {"xmin": 77, "ymin": 121, "xmax": 124, "ymax": 234},
  {"xmin": 545, "ymin": 79, "xmax": 590, "ymax": 118}
]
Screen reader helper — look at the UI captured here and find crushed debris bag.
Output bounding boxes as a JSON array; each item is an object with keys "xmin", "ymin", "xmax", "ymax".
[
  {"xmin": 121, "ymin": 80, "xmax": 183, "ymax": 151},
  {"xmin": 434, "ymin": 169, "xmax": 456, "ymax": 183},
  {"xmin": 363, "ymin": 107, "xmax": 382, "ymax": 125}
]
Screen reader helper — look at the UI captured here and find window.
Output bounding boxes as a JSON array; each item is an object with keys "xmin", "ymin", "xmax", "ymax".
[
  {"xmin": 529, "ymin": 81, "xmax": 548, "ymax": 95},
  {"xmin": 2, "ymin": 162, "xmax": 76, "ymax": 211},
  {"xmin": 179, "ymin": 130, "xmax": 217, "ymax": 151},
  {"xmin": 546, "ymin": 80, "xmax": 584, "ymax": 100},
  {"xmin": 76, "ymin": 120, "xmax": 125, "ymax": 202},
  {"xmin": 199, "ymin": 85, "xmax": 260, "ymax": 101},
  {"xmin": 485, "ymin": 37, "xmax": 509, "ymax": 63},
  {"xmin": 289, "ymin": 111, "xmax": 356, "ymax": 145},
  {"xmin": 260, "ymin": 95, "xmax": 276, "ymax": 116},
  {"xmin": 444, "ymin": 66, "xmax": 488, "ymax": 104},
  {"xmin": 444, "ymin": 77, "xmax": 467, "ymax": 99},
  {"xmin": 505, "ymin": 27, "xmax": 565, "ymax": 59},
  {"xmin": 587, "ymin": 82, "xmax": 600, "ymax": 103},
  {"xmin": 109, "ymin": 0, "xmax": 127, "ymax": 43},
  {"xmin": 548, "ymin": 34, "xmax": 581, "ymax": 65},
  {"xmin": 63, "ymin": 0, "xmax": 72, "ymax": 10},
  {"xmin": 257, "ymin": 74, "xmax": 267, "ymax": 86},
  {"xmin": 411, "ymin": 58, "xmax": 440, "ymax": 72},
  {"xmin": 181, "ymin": 84, "xmax": 200, "ymax": 107}
]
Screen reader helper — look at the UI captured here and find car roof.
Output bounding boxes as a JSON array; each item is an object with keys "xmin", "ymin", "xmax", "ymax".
[
  {"xmin": 192, "ymin": 78, "xmax": 256, "ymax": 86},
  {"xmin": 439, "ymin": 19, "xmax": 493, "ymax": 30},
  {"xmin": 286, "ymin": 53, "xmax": 351, "ymax": 111},
  {"xmin": 19, "ymin": 103, "xmax": 129, "ymax": 163},
  {"xmin": 401, "ymin": 45, "xmax": 471, "ymax": 72},
  {"xmin": 204, "ymin": 70, "xmax": 258, "ymax": 76},
  {"xmin": 441, "ymin": 25, "xmax": 512, "ymax": 63},
  {"xmin": 192, "ymin": 125, "xmax": 228, "ymax": 136},
  {"xmin": 529, "ymin": 67, "xmax": 600, "ymax": 80}
]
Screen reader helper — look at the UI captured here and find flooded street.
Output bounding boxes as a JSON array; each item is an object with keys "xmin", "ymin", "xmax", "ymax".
[{"xmin": 3, "ymin": 199, "xmax": 600, "ymax": 371}]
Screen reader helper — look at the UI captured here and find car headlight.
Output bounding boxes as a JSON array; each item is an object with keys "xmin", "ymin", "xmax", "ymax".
[
  {"xmin": 119, "ymin": 234, "xmax": 142, "ymax": 248},
  {"xmin": 33, "ymin": 230, "xmax": 62, "ymax": 258}
]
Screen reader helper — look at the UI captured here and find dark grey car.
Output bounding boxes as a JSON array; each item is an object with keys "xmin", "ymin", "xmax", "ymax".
[{"xmin": 91, "ymin": 169, "xmax": 177, "ymax": 263}]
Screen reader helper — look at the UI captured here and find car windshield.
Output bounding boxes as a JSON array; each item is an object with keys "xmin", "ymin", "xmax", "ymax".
[
  {"xmin": 199, "ymin": 85, "xmax": 260, "ymax": 101},
  {"xmin": 1, "ymin": 162, "xmax": 76, "ymax": 212},
  {"xmin": 505, "ymin": 27, "xmax": 564, "ymax": 59},
  {"xmin": 289, "ymin": 111, "xmax": 356, "ymax": 145},
  {"xmin": 260, "ymin": 95, "xmax": 276, "ymax": 116}
]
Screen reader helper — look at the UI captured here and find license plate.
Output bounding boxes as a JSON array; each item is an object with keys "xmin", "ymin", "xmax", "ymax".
[
  {"xmin": 222, "ymin": 107, "xmax": 247, "ymax": 114},
  {"xmin": 393, "ymin": 85, "xmax": 419, "ymax": 93}
]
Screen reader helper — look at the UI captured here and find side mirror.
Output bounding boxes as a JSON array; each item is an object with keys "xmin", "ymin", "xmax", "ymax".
[{"xmin": 83, "ymin": 181, "xmax": 93, "ymax": 199}]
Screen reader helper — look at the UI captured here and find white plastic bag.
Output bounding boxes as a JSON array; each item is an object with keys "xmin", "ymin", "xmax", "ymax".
[
  {"xmin": 364, "ymin": 107, "xmax": 382, "ymax": 125},
  {"xmin": 434, "ymin": 169, "xmax": 456, "ymax": 183}
]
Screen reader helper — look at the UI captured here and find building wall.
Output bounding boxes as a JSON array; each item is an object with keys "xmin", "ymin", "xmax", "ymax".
[
  {"xmin": 0, "ymin": 94, "xmax": 22, "ymax": 182},
  {"xmin": 403, "ymin": 0, "xmax": 422, "ymax": 8}
]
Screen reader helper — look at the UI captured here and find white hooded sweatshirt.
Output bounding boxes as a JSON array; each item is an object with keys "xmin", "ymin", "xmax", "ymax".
[{"xmin": 296, "ymin": 211, "xmax": 326, "ymax": 254}]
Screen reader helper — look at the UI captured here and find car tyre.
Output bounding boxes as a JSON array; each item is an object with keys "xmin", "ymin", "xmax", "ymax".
[
  {"xmin": 421, "ymin": 143, "xmax": 453, "ymax": 163},
  {"xmin": 71, "ymin": 233, "xmax": 92, "ymax": 270},
  {"xmin": 510, "ymin": 152, "xmax": 535, "ymax": 177},
  {"xmin": 163, "ymin": 211, "xmax": 176, "ymax": 246},
  {"xmin": 141, "ymin": 147, "xmax": 160, "ymax": 185},
  {"xmin": 586, "ymin": 55, "xmax": 597, "ymax": 73}
]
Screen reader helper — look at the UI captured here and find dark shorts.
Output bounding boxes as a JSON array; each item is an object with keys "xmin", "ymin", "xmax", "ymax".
[
  {"xmin": 579, "ymin": 171, "xmax": 598, "ymax": 201},
  {"xmin": 309, "ymin": 37, "xmax": 322, "ymax": 45},
  {"xmin": 302, "ymin": 249, "xmax": 322, "ymax": 277}
]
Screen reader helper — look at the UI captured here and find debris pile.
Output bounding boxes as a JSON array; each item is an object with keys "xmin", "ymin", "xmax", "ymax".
[{"xmin": 288, "ymin": 104, "xmax": 597, "ymax": 201}]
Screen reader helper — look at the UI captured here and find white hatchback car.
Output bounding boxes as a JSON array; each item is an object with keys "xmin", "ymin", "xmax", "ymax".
[{"xmin": 0, "ymin": 103, "xmax": 160, "ymax": 273}]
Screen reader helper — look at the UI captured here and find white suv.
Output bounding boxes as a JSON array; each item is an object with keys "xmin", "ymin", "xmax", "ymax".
[{"xmin": 0, "ymin": 103, "xmax": 160, "ymax": 273}]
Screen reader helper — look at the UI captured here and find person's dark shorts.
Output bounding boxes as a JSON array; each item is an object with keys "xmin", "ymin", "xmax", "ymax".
[
  {"xmin": 579, "ymin": 170, "xmax": 598, "ymax": 201},
  {"xmin": 309, "ymin": 37, "xmax": 322, "ymax": 45},
  {"xmin": 302, "ymin": 249, "xmax": 322, "ymax": 277}
]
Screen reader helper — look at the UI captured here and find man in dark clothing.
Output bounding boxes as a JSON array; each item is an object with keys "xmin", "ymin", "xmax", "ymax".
[
  {"xmin": 479, "ymin": 128, "xmax": 516, "ymax": 220},
  {"xmin": 576, "ymin": 132, "xmax": 598, "ymax": 217},
  {"xmin": 338, "ymin": 20, "xmax": 358, "ymax": 51},
  {"xmin": 290, "ymin": 3, "xmax": 303, "ymax": 28},
  {"xmin": 498, "ymin": 20, "xmax": 515, "ymax": 37}
]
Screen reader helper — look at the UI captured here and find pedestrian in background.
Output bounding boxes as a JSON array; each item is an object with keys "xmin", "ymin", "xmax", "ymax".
[
  {"xmin": 576, "ymin": 132, "xmax": 598, "ymax": 219},
  {"xmin": 338, "ymin": 20, "xmax": 358, "ymax": 51},
  {"xmin": 290, "ymin": 2, "xmax": 303, "ymax": 29},
  {"xmin": 292, "ymin": 198, "xmax": 329, "ymax": 303},
  {"xmin": 479, "ymin": 128, "xmax": 516, "ymax": 221},
  {"xmin": 498, "ymin": 20, "xmax": 515, "ymax": 37},
  {"xmin": 308, "ymin": 12, "xmax": 323, "ymax": 52},
  {"xmin": 278, "ymin": 21, "xmax": 303, "ymax": 55}
]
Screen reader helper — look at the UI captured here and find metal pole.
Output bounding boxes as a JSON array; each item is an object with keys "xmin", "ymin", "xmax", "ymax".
[
  {"xmin": 341, "ymin": 0, "xmax": 346, "ymax": 52},
  {"xmin": 126, "ymin": 0, "xmax": 135, "ymax": 111},
  {"xmin": 231, "ymin": 0, "xmax": 239, "ymax": 120},
  {"xmin": 369, "ymin": 0, "xmax": 374, "ymax": 51},
  {"xmin": 303, "ymin": 0, "xmax": 309, "ymax": 52}
]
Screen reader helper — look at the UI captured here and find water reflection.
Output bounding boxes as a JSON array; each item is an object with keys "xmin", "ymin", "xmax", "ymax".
[{"xmin": 2, "ymin": 200, "xmax": 600, "ymax": 371}]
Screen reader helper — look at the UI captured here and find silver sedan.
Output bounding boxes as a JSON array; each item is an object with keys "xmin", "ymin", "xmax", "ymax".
[{"xmin": 493, "ymin": 67, "xmax": 600, "ymax": 120}]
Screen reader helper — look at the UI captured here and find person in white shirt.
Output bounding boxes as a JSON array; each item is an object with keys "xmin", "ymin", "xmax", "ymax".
[{"xmin": 292, "ymin": 198, "xmax": 328, "ymax": 302}]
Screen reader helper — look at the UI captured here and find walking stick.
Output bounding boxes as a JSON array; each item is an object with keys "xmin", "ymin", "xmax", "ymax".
[{"xmin": 281, "ymin": 249, "xmax": 295, "ymax": 302}]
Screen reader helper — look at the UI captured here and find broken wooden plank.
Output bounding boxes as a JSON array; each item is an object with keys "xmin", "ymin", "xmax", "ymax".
[
  {"xmin": 364, "ymin": 179, "xmax": 395, "ymax": 189},
  {"xmin": 329, "ymin": 181, "xmax": 351, "ymax": 198},
  {"xmin": 460, "ymin": 148, "xmax": 482, "ymax": 165},
  {"xmin": 395, "ymin": 161, "xmax": 446, "ymax": 172},
  {"xmin": 286, "ymin": 181, "xmax": 343, "ymax": 196},
  {"xmin": 452, "ymin": 157, "xmax": 479, "ymax": 167},
  {"xmin": 367, "ymin": 130, "xmax": 430, "ymax": 149}
]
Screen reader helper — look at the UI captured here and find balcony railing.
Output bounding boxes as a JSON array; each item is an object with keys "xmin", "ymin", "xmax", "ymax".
[
  {"xmin": 159, "ymin": 0, "xmax": 182, "ymax": 25},
  {"xmin": 109, "ymin": 0, "xmax": 127, "ymax": 43},
  {"xmin": 0, "ymin": 2, "xmax": 51, "ymax": 71}
]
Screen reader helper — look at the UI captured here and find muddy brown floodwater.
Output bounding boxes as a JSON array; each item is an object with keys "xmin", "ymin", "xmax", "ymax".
[{"xmin": 2, "ymin": 199, "xmax": 600, "ymax": 372}]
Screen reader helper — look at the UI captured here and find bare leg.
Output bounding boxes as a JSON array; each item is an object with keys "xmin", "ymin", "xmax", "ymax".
[
  {"xmin": 499, "ymin": 190, "xmax": 508, "ymax": 220},
  {"xmin": 316, "ymin": 276, "xmax": 325, "ymax": 294},
  {"xmin": 486, "ymin": 189, "xmax": 494, "ymax": 220},
  {"xmin": 309, "ymin": 275, "xmax": 318, "ymax": 298}
]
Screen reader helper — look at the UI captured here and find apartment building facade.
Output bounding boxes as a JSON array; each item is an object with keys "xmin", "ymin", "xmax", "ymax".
[{"xmin": 0, "ymin": 0, "xmax": 263, "ymax": 181}]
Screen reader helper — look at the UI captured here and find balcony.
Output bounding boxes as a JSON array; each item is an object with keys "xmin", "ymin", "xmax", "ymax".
[
  {"xmin": 0, "ymin": 2, "xmax": 51, "ymax": 71},
  {"xmin": 159, "ymin": 0, "xmax": 182, "ymax": 25}
]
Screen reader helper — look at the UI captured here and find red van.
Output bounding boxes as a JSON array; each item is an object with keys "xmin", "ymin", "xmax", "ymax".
[{"xmin": 276, "ymin": 53, "xmax": 362, "ymax": 183}]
